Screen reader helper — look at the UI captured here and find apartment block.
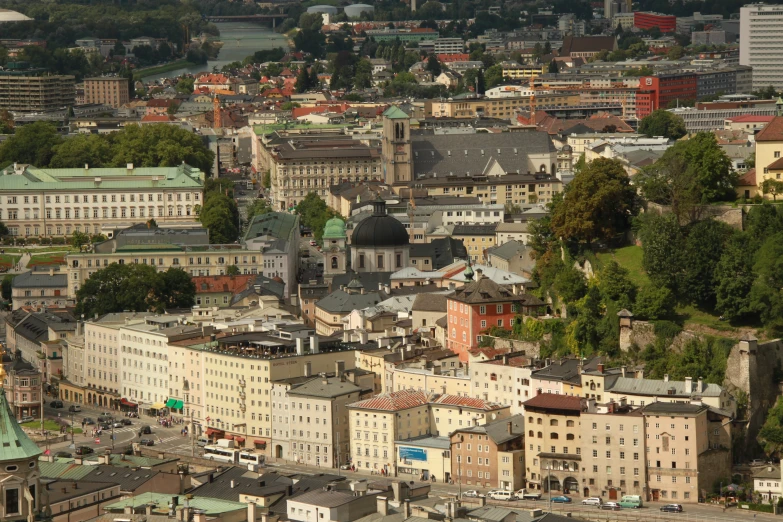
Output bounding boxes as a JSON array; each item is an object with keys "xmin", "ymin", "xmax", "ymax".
[
  {"xmin": 0, "ymin": 68, "xmax": 75, "ymax": 113},
  {"xmin": 470, "ymin": 354, "xmax": 535, "ymax": 414},
  {"xmin": 83, "ymin": 77, "xmax": 129, "ymax": 109},
  {"xmin": 450, "ymin": 414, "xmax": 525, "ymax": 490},
  {"xmin": 740, "ymin": 4, "xmax": 783, "ymax": 90},
  {"xmin": 0, "ymin": 163, "xmax": 204, "ymax": 239}
]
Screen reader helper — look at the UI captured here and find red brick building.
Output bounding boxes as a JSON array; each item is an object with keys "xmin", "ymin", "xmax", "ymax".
[
  {"xmin": 446, "ymin": 271, "xmax": 545, "ymax": 361},
  {"xmin": 636, "ymin": 73, "xmax": 698, "ymax": 118},
  {"xmin": 633, "ymin": 12, "xmax": 676, "ymax": 33}
]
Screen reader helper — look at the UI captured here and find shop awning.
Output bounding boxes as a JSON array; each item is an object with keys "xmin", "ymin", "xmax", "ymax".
[
  {"xmin": 254, "ymin": 439, "xmax": 266, "ymax": 447},
  {"xmin": 206, "ymin": 428, "xmax": 224, "ymax": 437},
  {"xmin": 151, "ymin": 402, "xmax": 166, "ymax": 409},
  {"xmin": 224, "ymin": 434, "xmax": 234, "ymax": 440},
  {"xmin": 235, "ymin": 437, "xmax": 245, "ymax": 443},
  {"xmin": 120, "ymin": 398, "xmax": 137, "ymax": 407},
  {"xmin": 165, "ymin": 398, "xmax": 177, "ymax": 408},
  {"xmin": 173, "ymin": 400, "xmax": 184, "ymax": 409}
]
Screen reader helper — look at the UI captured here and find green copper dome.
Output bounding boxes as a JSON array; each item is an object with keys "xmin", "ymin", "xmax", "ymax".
[
  {"xmin": 0, "ymin": 387, "xmax": 42, "ymax": 461},
  {"xmin": 323, "ymin": 216, "xmax": 347, "ymax": 239}
]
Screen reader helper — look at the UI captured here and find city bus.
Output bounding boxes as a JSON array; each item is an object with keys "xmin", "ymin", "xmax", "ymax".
[{"xmin": 203, "ymin": 445, "xmax": 240, "ymax": 464}]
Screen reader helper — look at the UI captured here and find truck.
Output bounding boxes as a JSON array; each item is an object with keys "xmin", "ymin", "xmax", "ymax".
[
  {"xmin": 618, "ymin": 495, "xmax": 643, "ymax": 508},
  {"xmin": 216, "ymin": 438, "xmax": 235, "ymax": 449}
]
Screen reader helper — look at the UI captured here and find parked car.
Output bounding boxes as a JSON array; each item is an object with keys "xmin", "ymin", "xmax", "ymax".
[
  {"xmin": 82, "ymin": 417, "xmax": 95, "ymax": 425},
  {"xmin": 339, "ymin": 464, "xmax": 351, "ymax": 470},
  {"xmin": 75, "ymin": 446, "xmax": 94, "ymax": 455},
  {"xmin": 50, "ymin": 400, "xmax": 63, "ymax": 408},
  {"xmin": 121, "ymin": 419, "xmax": 132, "ymax": 426},
  {"xmin": 99, "ymin": 423, "xmax": 111, "ymax": 430},
  {"xmin": 139, "ymin": 438, "xmax": 155, "ymax": 446},
  {"xmin": 582, "ymin": 497, "xmax": 603, "ymax": 506},
  {"xmin": 521, "ymin": 493, "xmax": 542, "ymax": 501},
  {"xmin": 751, "ymin": 459, "xmax": 765, "ymax": 465},
  {"xmin": 138, "ymin": 425, "xmax": 152, "ymax": 435},
  {"xmin": 112, "ymin": 421, "xmax": 124, "ymax": 428},
  {"xmin": 68, "ymin": 405, "xmax": 81, "ymax": 413},
  {"xmin": 601, "ymin": 502, "xmax": 621, "ymax": 511},
  {"xmin": 309, "ymin": 240, "xmax": 317, "ymax": 246},
  {"xmin": 660, "ymin": 504, "xmax": 683, "ymax": 513},
  {"xmin": 97, "ymin": 415, "xmax": 113, "ymax": 423},
  {"xmin": 462, "ymin": 490, "xmax": 483, "ymax": 498},
  {"xmin": 18, "ymin": 415, "xmax": 35, "ymax": 424},
  {"xmin": 54, "ymin": 451, "xmax": 72, "ymax": 458},
  {"xmin": 551, "ymin": 496, "xmax": 572, "ymax": 503}
]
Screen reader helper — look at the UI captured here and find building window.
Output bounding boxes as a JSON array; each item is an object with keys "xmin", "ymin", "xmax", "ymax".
[
  {"xmin": 377, "ymin": 255, "xmax": 383, "ymax": 269},
  {"xmin": 359, "ymin": 255, "xmax": 365, "ymax": 269}
]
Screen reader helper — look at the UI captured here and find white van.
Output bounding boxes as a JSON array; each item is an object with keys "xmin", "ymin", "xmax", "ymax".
[
  {"xmin": 488, "ymin": 491, "xmax": 517, "ymax": 501},
  {"xmin": 196, "ymin": 437, "xmax": 209, "ymax": 447}
]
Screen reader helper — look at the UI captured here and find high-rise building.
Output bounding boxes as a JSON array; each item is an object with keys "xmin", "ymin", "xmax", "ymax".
[
  {"xmin": 740, "ymin": 4, "xmax": 783, "ymax": 90},
  {"xmin": 83, "ymin": 76, "xmax": 129, "ymax": 108},
  {"xmin": 0, "ymin": 65, "xmax": 75, "ymax": 113}
]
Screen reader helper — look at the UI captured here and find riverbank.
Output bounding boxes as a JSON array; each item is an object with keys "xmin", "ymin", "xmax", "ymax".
[{"xmin": 133, "ymin": 59, "xmax": 192, "ymax": 80}]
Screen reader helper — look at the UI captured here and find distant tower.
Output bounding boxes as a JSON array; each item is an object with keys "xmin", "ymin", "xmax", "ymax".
[
  {"xmin": 213, "ymin": 96, "xmax": 221, "ymax": 129},
  {"xmin": 381, "ymin": 106, "xmax": 412, "ymax": 190},
  {"xmin": 322, "ymin": 216, "xmax": 347, "ymax": 280},
  {"xmin": 557, "ymin": 144, "xmax": 574, "ymax": 177}
]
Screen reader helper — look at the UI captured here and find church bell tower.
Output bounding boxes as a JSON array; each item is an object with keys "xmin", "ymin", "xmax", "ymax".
[{"xmin": 381, "ymin": 106, "xmax": 412, "ymax": 190}]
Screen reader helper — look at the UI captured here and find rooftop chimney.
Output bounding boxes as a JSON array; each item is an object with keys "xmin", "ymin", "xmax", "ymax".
[
  {"xmin": 621, "ymin": 366, "xmax": 626, "ymax": 378},
  {"xmin": 247, "ymin": 502, "xmax": 258, "ymax": 522},
  {"xmin": 304, "ymin": 362, "xmax": 312, "ymax": 378},
  {"xmin": 296, "ymin": 337, "xmax": 305, "ymax": 355},
  {"xmin": 404, "ymin": 500, "xmax": 411, "ymax": 518},
  {"xmin": 664, "ymin": 374, "xmax": 669, "ymax": 382},
  {"xmin": 336, "ymin": 360, "xmax": 345, "ymax": 377},
  {"xmin": 377, "ymin": 496, "xmax": 389, "ymax": 516},
  {"xmin": 506, "ymin": 421, "xmax": 512, "ymax": 434},
  {"xmin": 310, "ymin": 335, "xmax": 319, "ymax": 354},
  {"xmin": 685, "ymin": 376, "xmax": 693, "ymax": 392},
  {"xmin": 698, "ymin": 376, "xmax": 703, "ymax": 390},
  {"xmin": 597, "ymin": 363, "xmax": 604, "ymax": 374}
]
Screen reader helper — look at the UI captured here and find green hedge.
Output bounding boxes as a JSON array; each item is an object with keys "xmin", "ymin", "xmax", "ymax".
[{"xmin": 740, "ymin": 503, "xmax": 774, "ymax": 513}]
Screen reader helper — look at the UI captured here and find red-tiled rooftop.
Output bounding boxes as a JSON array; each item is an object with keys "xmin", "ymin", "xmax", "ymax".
[
  {"xmin": 522, "ymin": 393, "xmax": 583, "ymax": 411},
  {"xmin": 484, "ymin": 355, "xmax": 531, "ymax": 367},
  {"xmin": 192, "ymin": 275, "xmax": 254, "ymax": 294},
  {"xmin": 725, "ymin": 115, "xmax": 775, "ymax": 123},
  {"xmin": 738, "ymin": 168, "xmax": 756, "ymax": 186},
  {"xmin": 754, "ymin": 116, "xmax": 783, "ymax": 141},
  {"xmin": 348, "ymin": 390, "xmax": 429, "ymax": 411},
  {"xmin": 431, "ymin": 394, "xmax": 505, "ymax": 410}
]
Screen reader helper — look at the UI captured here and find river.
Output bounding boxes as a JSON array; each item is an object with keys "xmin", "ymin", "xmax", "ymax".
[{"xmin": 146, "ymin": 22, "xmax": 290, "ymax": 81}]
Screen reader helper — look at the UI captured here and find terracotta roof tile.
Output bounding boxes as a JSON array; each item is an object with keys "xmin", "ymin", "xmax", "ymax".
[
  {"xmin": 192, "ymin": 275, "xmax": 254, "ymax": 294},
  {"xmin": 754, "ymin": 116, "xmax": 783, "ymax": 141},
  {"xmin": 348, "ymin": 390, "xmax": 429, "ymax": 411},
  {"xmin": 522, "ymin": 393, "xmax": 583, "ymax": 412},
  {"xmin": 430, "ymin": 394, "xmax": 505, "ymax": 410},
  {"xmin": 768, "ymin": 158, "xmax": 783, "ymax": 170},
  {"xmin": 738, "ymin": 168, "xmax": 756, "ymax": 186}
]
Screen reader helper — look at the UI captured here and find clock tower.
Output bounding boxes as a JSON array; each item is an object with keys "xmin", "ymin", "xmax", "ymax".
[{"xmin": 381, "ymin": 106, "xmax": 412, "ymax": 190}]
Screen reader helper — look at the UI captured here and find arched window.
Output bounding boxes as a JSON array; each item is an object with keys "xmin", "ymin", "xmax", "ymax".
[
  {"xmin": 537, "ymin": 432, "xmax": 542, "ymax": 438},
  {"xmin": 566, "ymin": 434, "xmax": 575, "ymax": 440},
  {"xmin": 331, "ymin": 256, "xmax": 338, "ymax": 269},
  {"xmin": 537, "ymin": 418, "xmax": 542, "ymax": 425},
  {"xmin": 529, "ymin": 430, "xmax": 534, "ymax": 437},
  {"xmin": 550, "ymin": 433, "xmax": 559, "ymax": 439},
  {"xmin": 566, "ymin": 420, "xmax": 575, "ymax": 427},
  {"xmin": 550, "ymin": 419, "xmax": 559, "ymax": 426}
]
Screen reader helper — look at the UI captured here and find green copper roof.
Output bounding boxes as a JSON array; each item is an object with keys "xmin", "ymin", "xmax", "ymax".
[
  {"xmin": 383, "ymin": 106, "xmax": 410, "ymax": 120},
  {"xmin": 104, "ymin": 492, "xmax": 246, "ymax": 515},
  {"xmin": 0, "ymin": 388, "xmax": 42, "ymax": 461},
  {"xmin": 323, "ymin": 216, "xmax": 347, "ymax": 239},
  {"xmin": 0, "ymin": 164, "xmax": 204, "ymax": 191}
]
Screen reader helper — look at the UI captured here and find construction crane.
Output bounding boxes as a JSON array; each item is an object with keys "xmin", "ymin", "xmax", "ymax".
[{"xmin": 529, "ymin": 72, "xmax": 538, "ymax": 127}]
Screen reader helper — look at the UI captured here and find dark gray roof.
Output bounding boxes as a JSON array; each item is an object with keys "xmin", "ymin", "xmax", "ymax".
[
  {"xmin": 45, "ymin": 480, "xmax": 119, "ymax": 504},
  {"xmin": 467, "ymin": 506, "xmax": 539, "ymax": 522},
  {"xmin": 289, "ymin": 489, "xmax": 363, "ymax": 507},
  {"xmin": 486, "ymin": 240, "xmax": 529, "ymax": 261},
  {"xmin": 409, "ymin": 237, "xmax": 468, "ymax": 269},
  {"xmin": 287, "ymin": 375, "xmax": 372, "ymax": 398},
  {"xmin": 412, "ymin": 293, "xmax": 448, "ymax": 313},
  {"xmin": 411, "ymin": 131, "xmax": 555, "ymax": 177},
  {"xmin": 454, "ymin": 414, "xmax": 525, "ymax": 445},
  {"xmin": 452, "ymin": 224, "xmax": 497, "ymax": 236},
  {"xmin": 332, "ymin": 272, "xmax": 392, "ymax": 290},
  {"xmin": 190, "ymin": 469, "xmax": 295, "ymax": 501},
  {"xmin": 606, "ymin": 376, "xmax": 724, "ymax": 398},
  {"xmin": 532, "ymin": 356, "xmax": 603, "ymax": 386},
  {"xmin": 316, "ymin": 290, "xmax": 387, "ymax": 314},
  {"xmin": 12, "ymin": 271, "xmax": 68, "ymax": 289},
  {"xmin": 450, "ymin": 277, "xmax": 538, "ymax": 305}
]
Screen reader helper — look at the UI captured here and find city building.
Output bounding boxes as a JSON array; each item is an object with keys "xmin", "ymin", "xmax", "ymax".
[
  {"xmin": 486, "ymin": 241, "xmax": 535, "ymax": 277},
  {"xmin": 0, "ymin": 163, "xmax": 205, "ymax": 239},
  {"xmin": 740, "ymin": 4, "xmax": 783, "ymax": 90},
  {"xmin": 677, "ymin": 12, "xmax": 724, "ymax": 35},
  {"xmin": 633, "ymin": 12, "xmax": 676, "ymax": 32},
  {"xmin": 470, "ymin": 353, "xmax": 535, "ymax": 413},
  {"xmin": 364, "ymin": 28, "xmax": 438, "ymax": 42},
  {"xmin": 3, "ymin": 354, "xmax": 41, "ymax": 420},
  {"xmin": 559, "ymin": 36, "xmax": 617, "ymax": 59},
  {"xmin": 348, "ymin": 389, "xmax": 431, "ymax": 474},
  {"xmin": 395, "ymin": 435, "xmax": 451, "ymax": 481},
  {"xmin": 670, "ymin": 97, "xmax": 779, "ymax": 132},
  {"xmin": 241, "ymin": 212, "xmax": 301, "ymax": 298},
  {"xmin": 450, "ymin": 225, "xmax": 497, "ymax": 263},
  {"xmin": 753, "ymin": 465, "xmax": 782, "ymax": 503},
  {"xmin": 445, "ymin": 271, "xmax": 545, "ymax": 361},
  {"xmin": 696, "ymin": 66, "xmax": 753, "ymax": 100},
  {"xmin": 749, "ymin": 115, "xmax": 783, "ymax": 197},
  {"xmin": 521, "ymin": 393, "xmax": 583, "ymax": 494},
  {"xmin": 433, "ymin": 38, "xmax": 464, "ymax": 54},
  {"xmin": 449, "ymin": 414, "xmax": 525, "ymax": 491},
  {"xmin": 83, "ymin": 77, "xmax": 129, "ymax": 108},
  {"xmin": 350, "ymin": 199, "xmax": 411, "ymax": 273},
  {"xmin": 636, "ymin": 73, "xmax": 698, "ymax": 118},
  {"xmin": 192, "ymin": 274, "xmax": 255, "ymax": 308},
  {"xmin": 299, "ymin": 281, "xmax": 331, "ymax": 326},
  {"xmin": 0, "ymin": 66, "xmax": 75, "ymax": 113},
  {"xmin": 10, "ymin": 269, "xmax": 70, "ymax": 310}
]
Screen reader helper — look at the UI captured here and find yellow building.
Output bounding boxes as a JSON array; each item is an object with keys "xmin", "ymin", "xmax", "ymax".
[
  {"xmin": 753, "ymin": 116, "xmax": 783, "ymax": 196},
  {"xmin": 501, "ymin": 64, "xmax": 547, "ymax": 80}
]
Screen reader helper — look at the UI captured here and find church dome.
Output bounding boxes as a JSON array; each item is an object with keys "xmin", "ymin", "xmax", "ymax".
[
  {"xmin": 323, "ymin": 216, "xmax": 347, "ymax": 239},
  {"xmin": 352, "ymin": 199, "xmax": 409, "ymax": 248}
]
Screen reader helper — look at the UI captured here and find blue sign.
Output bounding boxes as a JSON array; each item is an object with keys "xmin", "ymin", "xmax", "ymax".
[{"xmin": 399, "ymin": 446, "xmax": 427, "ymax": 461}]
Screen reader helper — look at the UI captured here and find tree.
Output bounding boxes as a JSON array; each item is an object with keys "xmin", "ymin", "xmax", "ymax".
[
  {"xmin": 667, "ymin": 45, "xmax": 684, "ymax": 60},
  {"xmin": 682, "ymin": 219, "xmax": 733, "ymax": 306},
  {"xmin": 548, "ymin": 60, "xmax": 558, "ymax": 73},
  {"xmin": 598, "ymin": 261, "xmax": 637, "ymax": 309},
  {"xmin": 226, "ymin": 265, "xmax": 240, "ymax": 276},
  {"xmin": 154, "ymin": 268, "xmax": 196, "ymax": 312},
  {"xmin": 1, "ymin": 275, "xmax": 12, "ymax": 301},
  {"xmin": 484, "ymin": 65, "xmax": 503, "ymax": 89},
  {"xmin": 296, "ymin": 192, "xmax": 341, "ymax": 241},
  {"xmin": 175, "ymin": 77, "xmax": 195, "ymax": 94},
  {"xmin": 199, "ymin": 193, "xmax": 239, "ymax": 244},
  {"xmin": 0, "ymin": 121, "xmax": 62, "ymax": 168},
  {"xmin": 553, "ymin": 265, "xmax": 587, "ymax": 303},
  {"xmin": 638, "ymin": 109, "xmax": 686, "ymax": 140},
  {"xmin": 0, "ymin": 221, "xmax": 7, "ymax": 236},
  {"xmin": 714, "ymin": 233, "xmax": 756, "ymax": 321},
  {"xmin": 749, "ymin": 233, "xmax": 783, "ymax": 333},
  {"xmin": 246, "ymin": 199, "xmax": 273, "ymax": 223},
  {"xmin": 295, "ymin": 66, "xmax": 311, "ymax": 93},
  {"xmin": 263, "ymin": 170, "xmax": 271, "ymax": 190},
  {"xmin": 48, "ymin": 134, "xmax": 111, "ymax": 168},
  {"xmin": 634, "ymin": 284, "xmax": 675, "ymax": 320},
  {"xmin": 550, "ymin": 158, "xmax": 638, "ymax": 244},
  {"xmin": 426, "ymin": 55, "xmax": 442, "ymax": 76},
  {"xmin": 639, "ymin": 214, "xmax": 685, "ymax": 292},
  {"xmin": 762, "ymin": 179, "xmax": 783, "ymax": 201},
  {"xmin": 758, "ymin": 397, "xmax": 783, "ymax": 456},
  {"xmin": 70, "ymin": 231, "xmax": 91, "ymax": 249},
  {"xmin": 353, "ymin": 59, "xmax": 373, "ymax": 89}
]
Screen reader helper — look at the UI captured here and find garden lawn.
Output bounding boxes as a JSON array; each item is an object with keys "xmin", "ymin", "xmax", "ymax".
[
  {"xmin": 27, "ymin": 253, "xmax": 66, "ymax": 268},
  {"xmin": 595, "ymin": 245, "xmax": 649, "ymax": 287},
  {"xmin": 0, "ymin": 254, "xmax": 20, "ymax": 269},
  {"xmin": 21, "ymin": 420, "xmax": 82, "ymax": 434}
]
